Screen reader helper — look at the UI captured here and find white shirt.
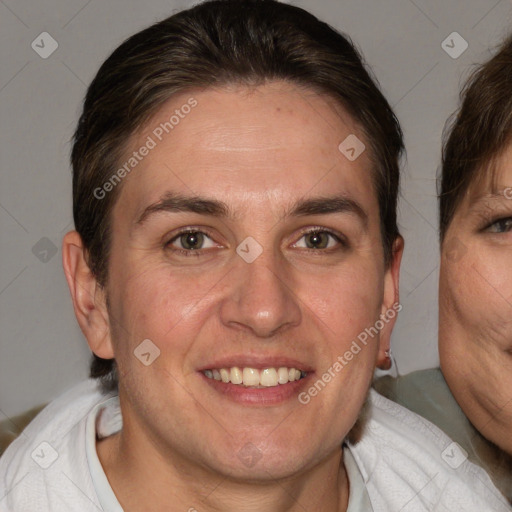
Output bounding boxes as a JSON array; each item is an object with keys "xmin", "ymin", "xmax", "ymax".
[{"xmin": 0, "ymin": 380, "xmax": 509, "ymax": 511}]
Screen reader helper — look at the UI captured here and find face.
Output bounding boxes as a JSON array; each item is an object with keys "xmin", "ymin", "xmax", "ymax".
[
  {"xmin": 73, "ymin": 82, "xmax": 400, "ymax": 480},
  {"xmin": 440, "ymin": 144, "xmax": 512, "ymax": 454}
]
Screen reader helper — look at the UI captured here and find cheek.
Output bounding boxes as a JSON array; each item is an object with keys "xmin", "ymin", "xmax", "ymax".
[
  {"xmin": 300, "ymin": 266, "xmax": 383, "ymax": 347},
  {"xmin": 107, "ymin": 261, "xmax": 222, "ymax": 354},
  {"xmin": 443, "ymin": 250, "xmax": 512, "ymax": 344}
]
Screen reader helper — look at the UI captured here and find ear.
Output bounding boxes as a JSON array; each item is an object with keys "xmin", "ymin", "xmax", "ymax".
[
  {"xmin": 62, "ymin": 231, "xmax": 114, "ymax": 359},
  {"xmin": 376, "ymin": 236, "xmax": 404, "ymax": 370}
]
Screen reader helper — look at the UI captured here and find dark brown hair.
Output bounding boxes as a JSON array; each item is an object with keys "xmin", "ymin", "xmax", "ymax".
[
  {"xmin": 440, "ymin": 35, "xmax": 512, "ymax": 240},
  {"xmin": 71, "ymin": 0, "xmax": 403, "ymax": 391}
]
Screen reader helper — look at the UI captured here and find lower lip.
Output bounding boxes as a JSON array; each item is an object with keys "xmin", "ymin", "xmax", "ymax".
[{"xmin": 199, "ymin": 372, "xmax": 314, "ymax": 405}]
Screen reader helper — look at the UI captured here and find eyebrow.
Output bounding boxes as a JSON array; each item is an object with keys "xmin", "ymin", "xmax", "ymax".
[
  {"xmin": 135, "ymin": 193, "xmax": 368, "ymax": 227},
  {"xmin": 289, "ymin": 196, "xmax": 368, "ymax": 226},
  {"xmin": 472, "ymin": 190, "xmax": 511, "ymax": 203},
  {"xmin": 136, "ymin": 193, "xmax": 230, "ymax": 225},
  {"xmin": 469, "ymin": 191, "xmax": 512, "ymax": 213}
]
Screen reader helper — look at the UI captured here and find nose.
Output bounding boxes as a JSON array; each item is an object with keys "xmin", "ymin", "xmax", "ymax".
[{"xmin": 219, "ymin": 250, "xmax": 302, "ymax": 338}]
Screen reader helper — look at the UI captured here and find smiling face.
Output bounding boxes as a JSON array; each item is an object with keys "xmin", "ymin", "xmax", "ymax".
[
  {"xmin": 71, "ymin": 82, "xmax": 400, "ymax": 482},
  {"xmin": 440, "ymin": 144, "xmax": 512, "ymax": 454}
]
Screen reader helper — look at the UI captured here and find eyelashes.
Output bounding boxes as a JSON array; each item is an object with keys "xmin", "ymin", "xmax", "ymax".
[
  {"xmin": 292, "ymin": 227, "xmax": 348, "ymax": 251},
  {"xmin": 484, "ymin": 217, "xmax": 512, "ymax": 234},
  {"xmin": 164, "ymin": 226, "xmax": 349, "ymax": 257},
  {"xmin": 164, "ymin": 228, "xmax": 219, "ymax": 256}
]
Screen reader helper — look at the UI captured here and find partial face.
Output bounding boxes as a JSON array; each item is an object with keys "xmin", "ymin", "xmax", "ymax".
[
  {"xmin": 440, "ymin": 144, "xmax": 512, "ymax": 454},
  {"xmin": 100, "ymin": 82, "xmax": 398, "ymax": 479}
]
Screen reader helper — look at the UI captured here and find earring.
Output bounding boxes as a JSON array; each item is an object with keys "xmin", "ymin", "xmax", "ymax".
[{"xmin": 379, "ymin": 349, "xmax": 392, "ymax": 370}]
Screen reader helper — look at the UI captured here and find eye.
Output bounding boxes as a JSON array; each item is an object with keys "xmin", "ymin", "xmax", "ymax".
[
  {"xmin": 167, "ymin": 230, "xmax": 216, "ymax": 251},
  {"xmin": 294, "ymin": 230, "xmax": 342, "ymax": 250},
  {"xmin": 485, "ymin": 217, "xmax": 512, "ymax": 234}
]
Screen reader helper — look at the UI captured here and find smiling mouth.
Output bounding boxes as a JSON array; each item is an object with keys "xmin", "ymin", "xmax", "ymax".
[{"xmin": 202, "ymin": 367, "xmax": 308, "ymax": 388}]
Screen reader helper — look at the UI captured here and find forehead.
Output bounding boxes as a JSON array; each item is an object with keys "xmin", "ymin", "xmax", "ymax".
[
  {"xmin": 116, "ymin": 82, "xmax": 377, "ymax": 216},
  {"xmin": 465, "ymin": 143, "xmax": 512, "ymax": 202}
]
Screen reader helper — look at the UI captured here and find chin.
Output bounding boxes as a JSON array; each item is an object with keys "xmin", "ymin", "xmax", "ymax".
[
  {"xmin": 204, "ymin": 434, "xmax": 326, "ymax": 481},
  {"xmin": 222, "ymin": 453, "xmax": 317, "ymax": 482}
]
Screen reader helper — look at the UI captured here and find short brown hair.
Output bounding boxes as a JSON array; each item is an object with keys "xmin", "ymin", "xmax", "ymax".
[
  {"xmin": 440, "ymin": 35, "xmax": 512, "ymax": 240},
  {"xmin": 71, "ymin": 0, "xmax": 403, "ymax": 391}
]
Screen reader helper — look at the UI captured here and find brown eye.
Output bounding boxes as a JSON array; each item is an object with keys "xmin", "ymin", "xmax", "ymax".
[
  {"xmin": 169, "ymin": 231, "xmax": 213, "ymax": 250},
  {"xmin": 294, "ymin": 230, "xmax": 342, "ymax": 250},
  {"xmin": 180, "ymin": 232, "xmax": 204, "ymax": 249},
  {"xmin": 305, "ymin": 231, "xmax": 331, "ymax": 249}
]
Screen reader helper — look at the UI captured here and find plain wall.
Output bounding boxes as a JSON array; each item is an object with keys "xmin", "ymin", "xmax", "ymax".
[{"xmin": 1, "ymin": 0, "xmax": 511, "ymax": 418}]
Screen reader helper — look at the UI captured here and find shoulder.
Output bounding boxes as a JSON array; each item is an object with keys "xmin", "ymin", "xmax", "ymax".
[
  {"xmin": 373, "ymin": 368, "xmax": 476, "ymax": 449},
  {"xmin": 347, "ymin": 389, "xmax": 511, "ymax": 511},
  {"xmin": 374, "ymin": 368, "xmax": 512, "ymax": 503},
  {"xmin": 373, "ymin": 368, "xmax": 458, "ymax": 418},
  {"xmin": 0, "ymin": 379, "xmax": 112, "ymax": 511}
]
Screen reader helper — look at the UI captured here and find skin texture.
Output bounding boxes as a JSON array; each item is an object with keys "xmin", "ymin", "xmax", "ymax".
[
  {"xmin": 440, "ymin": 143, "xmax": 512, "ymax": 455},
  {"xmin": 63, "ymin": 82, "xmax": 402, "ymax": 512}
]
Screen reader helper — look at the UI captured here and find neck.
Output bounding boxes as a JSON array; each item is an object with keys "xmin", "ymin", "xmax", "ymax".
[{"xmin": 97, "ymin": 424, "xmax": 349, "ymax": 512}]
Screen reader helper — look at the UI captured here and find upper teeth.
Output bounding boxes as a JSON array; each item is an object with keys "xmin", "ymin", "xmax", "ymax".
[{"xmin": 203, "ymin": 367, "xmax": 306, "ymax": 387}]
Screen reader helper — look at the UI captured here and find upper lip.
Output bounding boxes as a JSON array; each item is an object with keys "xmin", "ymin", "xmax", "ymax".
[{"xmin": 198, "ymin": 355, "xmax": 314, "ymax": 372}]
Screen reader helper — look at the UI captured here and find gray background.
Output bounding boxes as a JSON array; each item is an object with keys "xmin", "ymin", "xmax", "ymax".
[{"xmin": 1, "ymin": 0, "xmax": 511, "ymax": 418}]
